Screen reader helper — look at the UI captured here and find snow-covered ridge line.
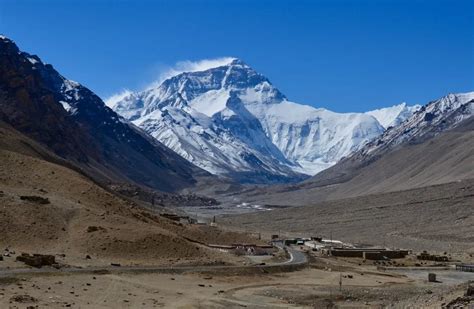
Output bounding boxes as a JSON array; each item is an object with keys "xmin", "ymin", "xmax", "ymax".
[
  {"xmin": 109, "ymin": 58, "xmax": 428, "ymax": 182},
  {"xmin": 361, "ymin": 91, "xmax": 474, "ymax": 157},
  {"xmin": 160, "ymin": 57, "xmax": 238, "ymax": 77},
  {"xmin": 366, "ymin": 103, "xmax": 422, "ymax": 129}
]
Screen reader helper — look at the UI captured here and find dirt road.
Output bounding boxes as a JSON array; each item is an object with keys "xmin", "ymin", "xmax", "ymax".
[{"xmin": 0, "ymin": 244, "xmax": 306, "ymax": 279}]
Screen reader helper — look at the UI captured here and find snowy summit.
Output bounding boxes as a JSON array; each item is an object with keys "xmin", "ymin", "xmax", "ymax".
[{"xmin": 109, "ymin": 58, "xmax": 419, "ymax": 182}]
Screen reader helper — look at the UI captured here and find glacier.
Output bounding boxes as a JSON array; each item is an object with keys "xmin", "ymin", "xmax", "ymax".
[
  {"xmin": 366, "ymin": 103, "xmax": 421, "ymax": 129},
  {"xmin": 109, "ymin": 58, "xmax": 419, "ymax": 182}
]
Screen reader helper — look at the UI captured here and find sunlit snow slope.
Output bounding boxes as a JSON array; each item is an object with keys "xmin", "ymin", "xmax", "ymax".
[{"xmin": 109, "ymin": 59, "xmax": 418, "ymax": 182}]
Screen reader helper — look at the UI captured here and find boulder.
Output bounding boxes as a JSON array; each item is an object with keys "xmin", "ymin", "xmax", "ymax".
[
  {"xmin": 19, "ymin": 195, "xmax": 50, "ymax": 204},
  {"xmin": 16, "ymin": 253, "xmax": 55, "ymax": 268},
  {"xmin": 466, "ymin": 286, "xmax": 474, "ymax": 297}
]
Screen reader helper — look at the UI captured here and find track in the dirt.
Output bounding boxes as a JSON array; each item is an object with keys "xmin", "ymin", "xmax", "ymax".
[{"xmin": 0, "ymin": 243, "xmax": 307, "ymax": 278}]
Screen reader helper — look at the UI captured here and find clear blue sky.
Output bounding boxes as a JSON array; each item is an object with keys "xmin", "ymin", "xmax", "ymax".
[{"xmin": 1, "ymin": 0, "xmax": 473, "ymax": 112}]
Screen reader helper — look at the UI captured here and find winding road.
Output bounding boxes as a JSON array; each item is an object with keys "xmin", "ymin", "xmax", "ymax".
[
  {"xmin": 0, "ymin": 243, "xmax": 307, "ymax": 278},
  {"xmin": 273, "ymin": 240, "xmax": 307, "ymax": 265}
]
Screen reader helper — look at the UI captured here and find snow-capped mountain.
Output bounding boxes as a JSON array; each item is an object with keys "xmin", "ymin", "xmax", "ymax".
[
  {"xmin": 362, "ymin": 92, "xmax": 474, "ymax": 157},
  {"xmin": 109, "ymin": 58, "xmax": 417, "ymax": 181},
  {"xmin": 366, "ymin": 103, "xmax": 421, "ymax": 129},
  {"xmin": 244, "ymin": 98, "xmax": 385, "ymax": 175},
  {"xmin": 301, "ymin": 91, "xmax": 474, "ymax": 193},
  {"xmin": 110, "ymin": 59, "xmax": 304, "ymax": 183}
]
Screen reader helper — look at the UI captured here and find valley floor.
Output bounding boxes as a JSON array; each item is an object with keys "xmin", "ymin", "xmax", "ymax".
[
  {"xmin": 1, "ymin": 122, "xmax": 473, "ymax": 308},
  {"xmin": 1, "ymin": 251, "xmax": 472, "ymax": 308},
  {"xmin": 219, "ymin": 179, "xmax": 474, "ymax": 254}
]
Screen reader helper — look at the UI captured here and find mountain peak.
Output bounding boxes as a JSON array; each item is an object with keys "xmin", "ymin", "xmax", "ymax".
[
  {"xmin": 366, "ymin": 102, "xmax": 421, "ymax": 129},
  {"xmin": 0, "ymin": 34, "xmax": 11, "ymax": 42},
  {"xmin": 161, "ymin": 57, "xmax": 254, "ymax": 81},
  {"xmin": 173, "ymin": 57, "xmax": 240, "ymax": 75},
  {"xmin": 142, "ymin": 56, "xmax": 286, "ymax": 105},
  {"xmin": 0, "ymin": 34, "xmax": 19, "ymax": 53},
  {"xmin": 110, "ymin": 57, "xmax": 393, "ymax": 180},
  {"xmin": 182, "ymin": 57, "xmax": 248, "ymax": 71},
  {"xmin": 228, "ymin": 58, "xmax": 248, "ymax": 66}
]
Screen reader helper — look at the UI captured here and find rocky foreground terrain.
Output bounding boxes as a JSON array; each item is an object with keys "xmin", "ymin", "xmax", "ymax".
[
  {"xmin": 2, "ymin": 130, "xmax": 471, "ymax": 308},
  {"xmin": 1, "ymin": 245, "xmax": 473, "ymax": 308},
  {"xmin": 0, "ymin": 122, "xmax": 259, "ymax": 267}
]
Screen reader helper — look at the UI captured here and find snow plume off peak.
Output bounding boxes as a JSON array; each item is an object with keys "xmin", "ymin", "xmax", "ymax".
[
  {"xmin": 104, "ymin": 89, "xmax": 133, "ymax": 109},
  {"xmin": 108, "ymin": 57, "xmax": 425, "ymax": 182},
  {"xmin": 156, "ymin": 57, "xmax": 238, "ymax": 84},
  {"xmin": 105, "ymin": 57, "xmax": 239, "ymax": 105}
]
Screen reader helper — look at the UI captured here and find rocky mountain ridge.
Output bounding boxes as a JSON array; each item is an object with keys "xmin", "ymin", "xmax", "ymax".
[
  {"xmin": 0, "ymin": 36, "xmax": 210, "ymax": 192},
  {"xmin": 110, "ymin": 58, "xmax": 420, "ymax": 181}
]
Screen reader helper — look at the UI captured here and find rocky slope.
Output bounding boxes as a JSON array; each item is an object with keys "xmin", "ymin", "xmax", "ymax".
[
  {"xmin": 0, "ymin": 36, "xmax": 210, "ymax": 192},
  {"xmin": 110, "ymin": 58, "xmax": 418, "ymax": 182},
  {"xmin": 307, "ymin": 92, "xmax": 474, "ymax": 188},
  {"xmin": 216, "ymin": 93, "xmax": 474, "ymax": 206},
  {"xmin": 0, "ymin": 122, "xmax": 257, "ymax": 266}
]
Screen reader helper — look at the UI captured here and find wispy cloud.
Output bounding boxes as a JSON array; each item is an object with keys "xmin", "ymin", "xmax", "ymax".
[
  {"xmin": 148, "ymin": 57, "xmax": 236, "ymax": 89},
  {"xmin": 104, "ymin": 57, "xmax": 236, "ymax": 104},
  {"xmin": 104, "ymin": 89, "xmax": 133, "ymax": 108}
]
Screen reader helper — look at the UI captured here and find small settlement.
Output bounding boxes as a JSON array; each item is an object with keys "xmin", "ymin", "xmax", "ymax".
[
  {"xmin": 282, "ymin": 236, "xmax": 419, "ymax": 262},
  {"xmin": 279, "ymin": 235, "xmax": 474, "ymax": 276},
  {"xmin": 158, "ymin": 214, "xmax": 472, "ymax": 272}
]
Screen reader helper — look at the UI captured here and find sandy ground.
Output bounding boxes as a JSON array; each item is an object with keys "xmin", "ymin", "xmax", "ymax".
[
  {"xmin": 219, "ymin": 179, "xmax": 474, "ymax": 254},
  {"xmin": 0, "ymin": 148, "xmax": 262, "ymax": 268},
  {"xmin": 1, "ymin": 124, "xmax": 473, "ymax": 308},
  {"xmin": 1, "ymin": 251, "xmax": 473, "ymax": 308}
]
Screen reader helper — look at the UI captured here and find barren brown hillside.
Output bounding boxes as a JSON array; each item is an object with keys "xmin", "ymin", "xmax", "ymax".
[{"xmin": 0, "ymin": 124, "xmax": 258, "ymax": 267}]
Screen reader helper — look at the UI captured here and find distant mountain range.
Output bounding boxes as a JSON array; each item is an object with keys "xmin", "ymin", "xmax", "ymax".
[
  {"xmin": 306, "ymin": 91, "xmax": 474, "ymax": 188},
  {"xmin": 108, "ymin": 58, "xmax": 420, "ymax": 182},
  {"xmin": 1, "ymin": 35, "xmax": 470, "ymax": 191},
  {"xmin": 229, "ymin": 92, "xmax": 474, "ymax": 207}
]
